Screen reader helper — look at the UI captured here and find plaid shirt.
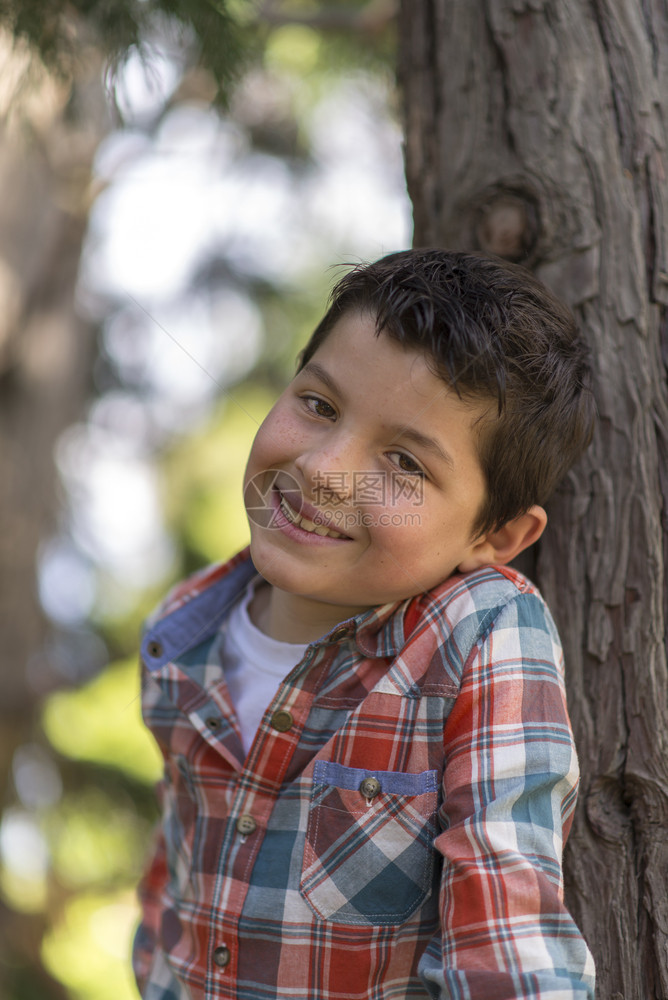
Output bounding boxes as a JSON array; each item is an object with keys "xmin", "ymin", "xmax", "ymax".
[{"xmin": 134, "ymin": 548, "xmax": 595, "ymax": 1000}]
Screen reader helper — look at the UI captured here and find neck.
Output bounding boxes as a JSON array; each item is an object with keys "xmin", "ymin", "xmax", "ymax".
[{"xmin": 249, "ymin": 581, "xmax": 369, "ymax": 644}]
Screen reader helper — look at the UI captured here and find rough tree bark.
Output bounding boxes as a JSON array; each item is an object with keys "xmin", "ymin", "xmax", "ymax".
[{"xmin": 398, "ymin": 2, "xmax": 668, "ymax": 997}]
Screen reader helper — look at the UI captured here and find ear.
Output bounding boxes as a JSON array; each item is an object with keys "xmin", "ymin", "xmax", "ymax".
[{"xmin": 457, "ymin": 505, "xmax": 547, "ymax": 573}]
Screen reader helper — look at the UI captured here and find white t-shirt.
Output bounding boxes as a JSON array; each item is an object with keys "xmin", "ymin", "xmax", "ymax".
[{"xmin": 222, "ymin": 582, "xmax": 308, "ymax": 755}]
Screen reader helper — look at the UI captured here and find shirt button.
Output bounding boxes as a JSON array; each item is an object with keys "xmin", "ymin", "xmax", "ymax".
[
  {"xmin": 270, "ymin": 709, "xmax": 293, "ymax": 732},
  {"xmin": 147, "ymin": 639, "xmax": 163, "ymax": 658},
  {"xmin": 236, "ymin": 814, "xmax": 257, "ymax": 836},
  {"xmin": 359, "ymin": 776, "xmax": 381, "ymax": 801},
  {"xmin": 329, "ymin": 625, "xmax": 349, "ymax": 642},
  {"xmin": 206, "ymin": 716, "xmax": 221, "ymax": 730},
  {"xmin": 213, "ymin": 944, "xmax": 230, "ymax": 968}
]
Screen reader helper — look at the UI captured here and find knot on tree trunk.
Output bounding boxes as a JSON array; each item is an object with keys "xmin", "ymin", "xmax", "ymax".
[
  {"xmin": 472, "ymin": 183, "xmax": 541, "ymax": 264},
  {"xmin": 585, "ymin": 775, "xmax": 632, "ymax": 843}
]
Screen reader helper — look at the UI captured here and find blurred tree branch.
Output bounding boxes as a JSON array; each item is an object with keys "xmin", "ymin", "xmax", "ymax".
[
  {"xmin": 0, "ymin": 0, "xmax": 250, "ymax": 101},
  {"xmin": 255, "ymin": 0, "xmax": 397, "ymax": 35},
  {"xmin": 0, "ymin": 0, "xmax": 397, "ymax": 99}
]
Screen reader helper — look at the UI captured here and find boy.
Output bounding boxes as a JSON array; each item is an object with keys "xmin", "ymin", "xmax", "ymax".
[{"xmin": 134, "ymin": 249, "xmax": 596, "ymax": 999}]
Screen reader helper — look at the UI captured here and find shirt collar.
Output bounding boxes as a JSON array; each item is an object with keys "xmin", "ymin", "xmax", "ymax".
[
  {"xmin": 347, "ymin": 601, "xmax": 409, "ymax": 658},
  {"xmin": 142, "ymin": 548, "xmax": 454, "ymax": 669},
  {"xmin": 142, "ymin": 551, "xmax": 257, "ymax": 670}
]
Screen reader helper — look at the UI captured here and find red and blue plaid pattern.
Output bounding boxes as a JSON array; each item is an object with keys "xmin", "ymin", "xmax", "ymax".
[{"xmin": 134, "ymin": 549, "xmax": 595, "ymax": 999}]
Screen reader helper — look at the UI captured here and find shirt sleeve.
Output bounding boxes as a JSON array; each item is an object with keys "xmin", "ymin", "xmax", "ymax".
[
  {"xmin": 418, "ymin": 591, "xmax": 596, "ymax": 999},
  {"xmin": 133, "ymin": 806, "xmax": 168, "ymax": 993},
  {"xmin": 133, "ymin": 614, "xmax": 172, "ymax": 994}
]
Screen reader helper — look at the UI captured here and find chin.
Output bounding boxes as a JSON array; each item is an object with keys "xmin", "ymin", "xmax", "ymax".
[{"xmin": 248, "ymin": 541, "xmax": 303, "ymax": 591}]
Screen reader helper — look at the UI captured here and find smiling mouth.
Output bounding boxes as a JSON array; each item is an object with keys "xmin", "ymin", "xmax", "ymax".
[{"xmin": 279, "ymin": 493, "xmax": 349, "ymax": 540}]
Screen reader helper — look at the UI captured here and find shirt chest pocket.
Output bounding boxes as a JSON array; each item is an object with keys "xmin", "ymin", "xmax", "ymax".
[{"xmin": 300, "ymin": 761, "xmax": 439, "ymax": 926}]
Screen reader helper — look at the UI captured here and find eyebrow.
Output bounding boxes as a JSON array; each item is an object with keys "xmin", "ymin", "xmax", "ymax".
[
  {"xmin": 300, "ymin": 361, "xmax": 455, "ymax": 470},
  {"xmin": 300, "ymin": 361, "xmax": 341, "ymax": 396},
  {"xmin": 389, "ymin": 425, "xmax": 455, "ymax": 470}
]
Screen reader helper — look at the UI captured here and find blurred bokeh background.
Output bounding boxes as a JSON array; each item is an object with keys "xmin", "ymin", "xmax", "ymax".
[{"xmin": 0, "ymin": 2, "xmax": 411, "ymax": 997}]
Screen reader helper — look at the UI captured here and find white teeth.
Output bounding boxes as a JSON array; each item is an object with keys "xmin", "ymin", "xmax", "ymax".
[
  {"xmin": 279, "ymin": 495, "xmax": 300, "ymax": 524},
  {"xmin": 279, "ymin": 495, "xmax": 345, "ymax": 539}
]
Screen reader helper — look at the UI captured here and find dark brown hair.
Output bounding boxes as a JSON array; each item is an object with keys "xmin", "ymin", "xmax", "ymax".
[{"xmin": 298, "ymin": 248, "xmax": 595, "ymax": 535}]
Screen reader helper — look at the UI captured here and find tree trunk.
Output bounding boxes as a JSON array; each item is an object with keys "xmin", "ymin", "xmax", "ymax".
[{"xmin": 398, "ymin": 2, "xmax": 668, "ymax": 996}]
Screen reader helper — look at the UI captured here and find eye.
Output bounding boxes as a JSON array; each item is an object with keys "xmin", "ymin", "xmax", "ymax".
[
  {"xmin": 301, "ymin": 395, "xmax": 337, "ymax": 420},
  {"xmin": 387, "ymin": 451, "xmax": 425, "ymax": 477}
]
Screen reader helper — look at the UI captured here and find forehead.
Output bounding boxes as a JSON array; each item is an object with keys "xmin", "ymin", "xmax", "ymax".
[
  {"xmin": 306, "ymin": 311, "xmax": 493, "ymax": 413},
  {"xmin": 305, "ymin": 311, "xmax": 434, "ymax": 395}
]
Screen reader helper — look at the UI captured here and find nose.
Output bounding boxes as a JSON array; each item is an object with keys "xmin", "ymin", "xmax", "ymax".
[{"xmin": 295, "ymin": 432, "xmax": 361, "ymax": 505}]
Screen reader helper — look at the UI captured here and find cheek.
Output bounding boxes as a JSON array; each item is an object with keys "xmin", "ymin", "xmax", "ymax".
[
  {"xmin": 366, "ymin": 520, "xmax": 423, "ymax": 563},
  {"xmin": 245, "ymin": 404, "xmax": 310, "ymax": 489},
  {"xmin": 245, "ymin": 411, "xmax": 283, "ymax": 475},
  {"xmin": 244, "ymin": 432, "xmax": 263, "ymax": 485},
  {"xmin": 373, "ymin": 504, "xmax": 429, "ymax": 540},
  {"xmin": 368, "ymin": 514, "xmax": 449, "ymax": 576}
]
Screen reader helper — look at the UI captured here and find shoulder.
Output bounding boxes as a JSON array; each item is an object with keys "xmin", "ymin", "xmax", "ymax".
[
  {"xmin": 411, "ymin": 563, "xmax": 555, "ymax": 639},
  {"xmin": 401, "ymin": 565, "xmax": 562, "ymax": 686}
]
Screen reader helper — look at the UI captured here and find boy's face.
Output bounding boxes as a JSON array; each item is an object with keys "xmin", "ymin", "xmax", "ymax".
[{"xmin": 244, "ymin": 310, "xmax": 493, "ymax": 632}]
